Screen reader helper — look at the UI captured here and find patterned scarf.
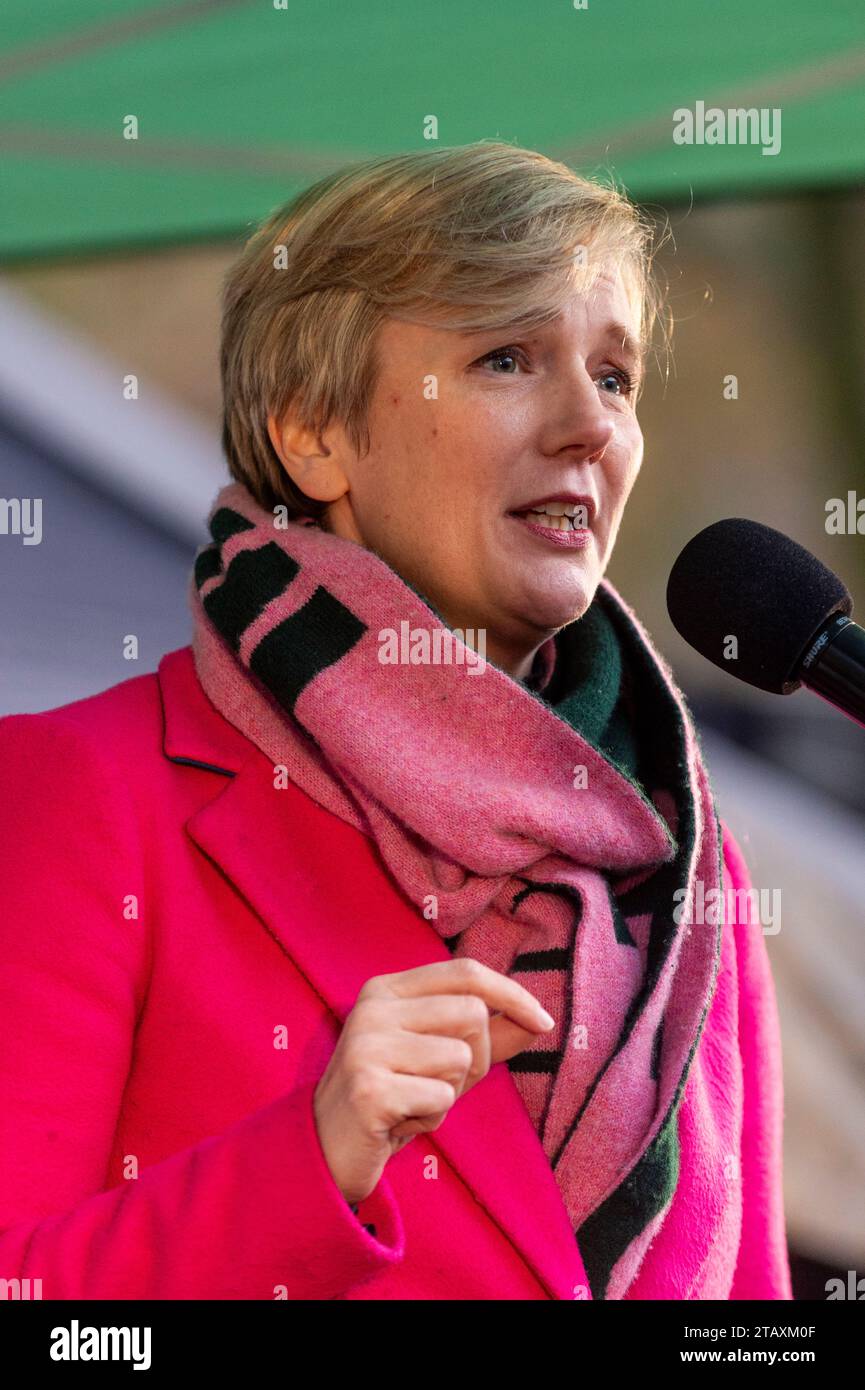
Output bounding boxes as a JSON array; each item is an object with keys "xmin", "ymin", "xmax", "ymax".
[{"xmin": 188, "ymin": 481, "xmax": 724, "ymax": 1300}]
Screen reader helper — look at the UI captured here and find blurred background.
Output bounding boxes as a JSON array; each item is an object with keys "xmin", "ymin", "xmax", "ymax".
[{"xmin": 1, "ymin": 0, "xmax": 863, "ymax": 1300}]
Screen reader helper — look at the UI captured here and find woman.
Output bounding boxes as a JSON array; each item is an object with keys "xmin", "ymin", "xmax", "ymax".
[{"xmin": 0, "ymin": 141, "xmax": 791, "ymax": 1301}]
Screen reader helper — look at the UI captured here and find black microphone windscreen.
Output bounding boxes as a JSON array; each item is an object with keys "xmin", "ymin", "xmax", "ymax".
[{"xmin": 666, "ymin": 518, "xmax": 853, "ymax": 694}]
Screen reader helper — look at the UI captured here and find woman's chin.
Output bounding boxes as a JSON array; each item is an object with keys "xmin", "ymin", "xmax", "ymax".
[{"xmin": 511, "ymin": 571, "xmax": 599, "ymax": 630}]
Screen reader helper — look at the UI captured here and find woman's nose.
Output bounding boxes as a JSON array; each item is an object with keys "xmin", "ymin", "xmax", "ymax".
[{"xmin": 552, "ymin": 374, "xmax": 616, "ymax": 461}]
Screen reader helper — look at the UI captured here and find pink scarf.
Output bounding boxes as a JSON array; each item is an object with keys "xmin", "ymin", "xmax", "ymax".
[{"xmin": 188, "ymin": 480, "xmax": 724, "ymax": 1299}]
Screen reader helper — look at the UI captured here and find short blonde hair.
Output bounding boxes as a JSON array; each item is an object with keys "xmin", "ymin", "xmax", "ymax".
[{"xmin": 220, "ymin": 139, "xmax": 672, "ymax": 519}]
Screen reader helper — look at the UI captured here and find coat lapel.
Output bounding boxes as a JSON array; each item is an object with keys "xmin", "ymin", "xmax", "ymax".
[{"xmin": 159, "ymin": 646, "xmax": 591, "ymax": 1300}]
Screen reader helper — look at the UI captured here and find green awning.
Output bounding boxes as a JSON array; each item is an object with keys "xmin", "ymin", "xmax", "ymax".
[{"xmin": 1, "ymin": 0, "xmax": 864, "ymax": 260}]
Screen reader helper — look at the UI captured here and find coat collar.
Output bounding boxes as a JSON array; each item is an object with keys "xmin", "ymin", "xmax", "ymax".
[{"xmin": 158, "ymin": 645, "xmax": 590, "ymax": 1300}]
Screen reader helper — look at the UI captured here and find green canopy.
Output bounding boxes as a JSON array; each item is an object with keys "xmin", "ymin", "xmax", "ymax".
[{"xmin": 1, "ymin": 0, "xmax": 864, "ymax": 260}]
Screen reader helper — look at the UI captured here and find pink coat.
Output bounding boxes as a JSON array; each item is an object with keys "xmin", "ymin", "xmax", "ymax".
[{"xmin": 0, "ymin": 645, "xmax": 792, "ymax": 1300}]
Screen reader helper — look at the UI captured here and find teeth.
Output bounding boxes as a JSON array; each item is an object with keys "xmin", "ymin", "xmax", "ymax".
[
  {"xmin": 528, "ymin": 502, "xmax": 585, "ymax": 517},
  {"xmin": 527, "ymin": 512, "xmax": 575, "ymax": 530},
  {"xmin": 523, "ymin": 502, "xmax": 589, "ymax": 530}
]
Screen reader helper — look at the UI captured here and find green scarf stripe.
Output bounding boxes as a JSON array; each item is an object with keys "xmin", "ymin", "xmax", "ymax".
[
  {"xmin": 585, "ymin": 594, "xmax": 700, "ymax": 1019},
  {"xmin": 541, "ymin": 589, "xmax": 709, "ymax": 1295},
  {"xmin": 614, "ymin": 869, "xmax": 663, "ymax": 919},
  {"xmin": 510, "ymin": 878, "xmax": 584, "ymax": 917},
  {"xmin": 209, "ymin": 506, "xmax": 256, "ymax": 544},
  {"xmin": 203, "ymin": 543, "xmax": 300, "ymax": 652},
  {"xmin": 538, "ymin": 596, "xmax": 676, "ymax": 842},
  {"xmin": 606, "ymin": 879, "xmax": 639, "ymax": 947},
  {"xmin": 249, "ymin": 586, "xmax": 368, "ymax": 714},
  {"xmin": 548, "ymin": 667, "xmax": 696, "ymax": 1169},
  {"xmin": 577, "ymin": 1096, "xmax": 681, "ymax": 1299},
  {"xmin": 508, "ymin": 1051, "xmax": 562, "ymax": 1075},
  {"xmin": 194, "ymin": 544, "xmax": 222, "ymax": 588},
  {"xmin": 650, "ymin": 1019, "xmax": 664, "ymax": 1082},
  {"xmin": 551, "ymin": 599, "xmax": 623, "ymax": 747},
  {"xmin": 502, "ymin": 881, "xmax": 580, "ymax": 1134},
  {"xmin": 512, "ymin": 947, "xmax": 572, "ymax": 971},
  {"xmin": 576, "ymin": 823, "xmax": 725, "ymax": 1299},
  {"xmin": 601, "ymin": 696, "xmax": 641, "ymax": 781},
  {"xmin": 631, "ymin": 822, "xmax": 694, "ymax": 993}
]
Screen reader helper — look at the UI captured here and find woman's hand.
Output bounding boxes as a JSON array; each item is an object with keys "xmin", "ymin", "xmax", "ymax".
[{"xmin": 312, "ymin": 957, "xmax": 556, "ymax": 1206}]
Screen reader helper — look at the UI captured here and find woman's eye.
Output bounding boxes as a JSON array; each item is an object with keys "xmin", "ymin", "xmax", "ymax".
[
  {"xmin": 476, "ymin": 346, "xmax": 525, "ymax": 374},
  {"xmin": 599, "ymin": 367, "xmax": 637, "ymax": 396},
  {"xmin": 475, "ymin": 349, "xmax": 637, "ymax": 395}
]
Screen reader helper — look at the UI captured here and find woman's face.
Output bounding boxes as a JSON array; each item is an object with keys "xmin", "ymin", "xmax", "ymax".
[{"xmin": 281, "ymin": 265, "xmax": 645, "ymax": 679}]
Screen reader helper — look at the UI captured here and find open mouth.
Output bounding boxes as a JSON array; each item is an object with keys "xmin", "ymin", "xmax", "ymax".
[
  {"xmin": 507, "ymin": 509, "xmax": 593, "ymax": 547},
  {"xmin": 509, "ymin": 507, "xmax": 588, "ymax": 532}
]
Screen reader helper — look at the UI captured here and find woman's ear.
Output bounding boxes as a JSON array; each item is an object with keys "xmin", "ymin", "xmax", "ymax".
[{"xmin": 266, "ymin": 409, "xmax": 350, "ymax": 505}]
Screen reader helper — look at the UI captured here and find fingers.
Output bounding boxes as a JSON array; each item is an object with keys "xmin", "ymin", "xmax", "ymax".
[
  {"xmin": 383, "ymin": 994, "xmax": 491, "ymax": 1091},
  {"xmin": 372, "ymin": 1072, "xmax": 457, "ymax": 1138},
  {"xmin": 364, "ymin": 1023, "xmax": 477, "ymax": 1093},
  {"xmin": 343, "ymin": 960, "xmax": 558, "ymax": 1163},
  {"xmin": 360, "ymin": 957, "xmax": 555, "ymax": 1037}
]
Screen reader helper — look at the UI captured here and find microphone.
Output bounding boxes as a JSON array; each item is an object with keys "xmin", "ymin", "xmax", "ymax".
[{"xmin": 666, "ymin": 518, "xmax": 865, "ymax": 729}]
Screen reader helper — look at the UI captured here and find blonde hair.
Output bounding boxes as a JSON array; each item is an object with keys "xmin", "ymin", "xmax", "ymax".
[{"xmin": 220, "ymin": 139, "xmax": 672, "ymax": 519}]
